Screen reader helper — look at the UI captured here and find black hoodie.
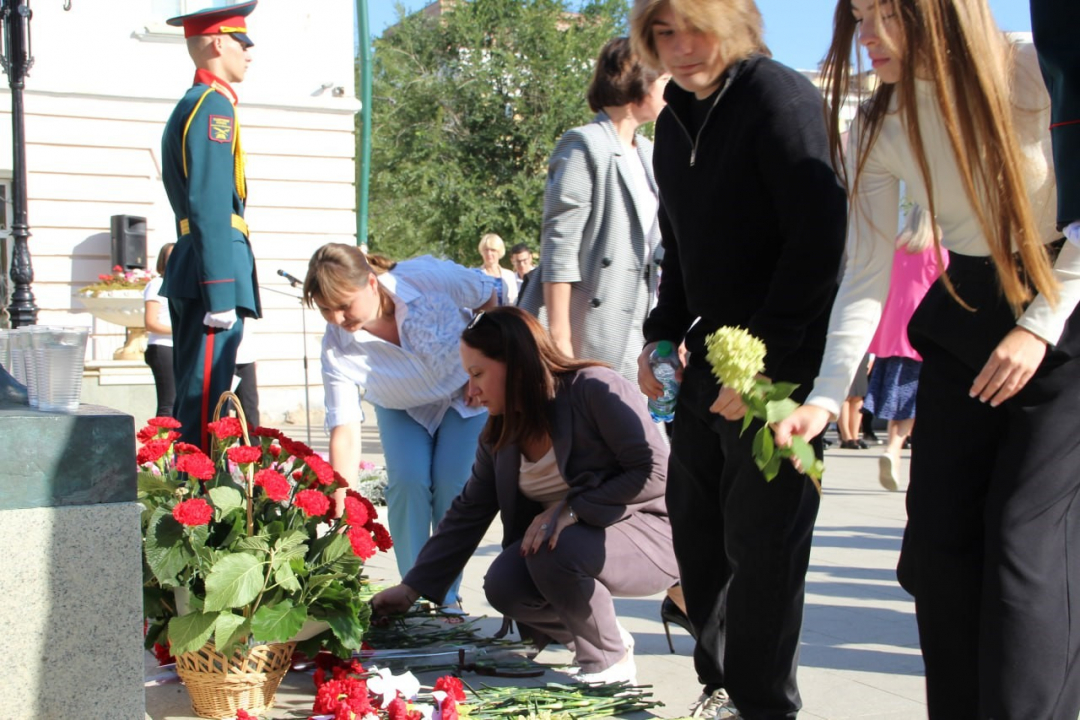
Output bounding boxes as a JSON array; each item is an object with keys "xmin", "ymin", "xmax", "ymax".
[{"xmin": 642, "ymin": 54, "xmax": 847, "ymax": 396}]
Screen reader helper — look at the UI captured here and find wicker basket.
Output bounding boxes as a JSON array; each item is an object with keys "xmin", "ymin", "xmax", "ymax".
[{"xmin": 174, "ymin": 640, "xmax": 296, "ymax": 719}]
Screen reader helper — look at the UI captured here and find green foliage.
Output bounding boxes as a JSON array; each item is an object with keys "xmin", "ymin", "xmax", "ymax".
[
  {"xmin": 364, "ymin": 0, "xmax": 627, "ymax": 264},
  {"xmin": 136, "ymin": 420, "xmax": 391, "ymax": 660}
]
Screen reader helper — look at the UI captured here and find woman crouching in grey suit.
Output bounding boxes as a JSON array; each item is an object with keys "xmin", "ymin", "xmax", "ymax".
[{"xmin": 371, "ymin": 307, "xmax": 678, "ymax": 684}]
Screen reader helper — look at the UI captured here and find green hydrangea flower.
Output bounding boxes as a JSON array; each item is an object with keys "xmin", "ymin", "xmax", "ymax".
[{"xmin": 705, "ymin": 326, "xmax": 766, "ymax": 395}]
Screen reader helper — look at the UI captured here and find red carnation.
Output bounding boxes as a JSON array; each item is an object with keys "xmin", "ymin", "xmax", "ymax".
[
  {"xmin": 280, "ymin": 437, "xmax": 314, "ymax": 458},
  {"xmin": 292, "ymin": 470, "xmax": 304, "ymax": 482},
  {"xmin": 268, "ymin": 444, "xmax": 282, "ymax": 458},
  {"xmin": 152, "ymin": 642, "xmax": 174, "ymax": 666},
  {"xmin": 176, "ymin": 451, "xmax": 215, "ymax": 480},
  {"xmin": 346, "ymin": 490, "xmax": 379, "ymax": 523},
  {"xmin": 148, "ymin": 416, "xmax": 182, "ymax": 429},
  {"xmin": 333, "ymin": 471, "xmax": 351, "ymax": 489},
  {"xmin": 206, "ymin": 417, "xmax": 243, "ymax": 439},
  {"xmin": 441, "ymin": 696, "xmax": 460, "ymax": 720},
  {"xmin": 136, "ymin": 425, "xmax": 157, "ymax": 444},
  {"xmin": 251, "ymin": 426, "xmax": 283, "ymax": 440},
  {"xmin": 388, "ymin": 696, "xmax": 409, "ymax": 720},
  {"xmin": 254, "ymin": 468, "xmax": 291, "ymax": 502},
  {"xmin": 346, "ymin": 526, "xmax": 377, "ymax": 560},
  {"xmin": 294, "ymin": 489, "xmax": 331, "ymax": 518},
  {"xmin": 227, "ymin": 445, "xmax": 263, "ymax": 465},
  {"xmin": 312, "ymin": 677, "xmax": 370, "ymax": 716},
  {"xmin": 304, "ymin": 454, "xmax": 336, "ymax": 486},
  {"xmin": 172, "ymin": 498, "xmax": 213, "ymax": 526},
  {"xmin": 175, "ymin": 442, "xmax": 202, "ymax": 455},
  {"xmin": 137, "ymin": 438, "xmax": 173, "ymax": 465},
  {"xmin": 434, "ymin": 675, "xmax": 466, "ymax": 702},
  {"xmin": 343, "ymin": 496, "xmax": 369, "ymax": 528},
  {"xmin": 235, "ymin": 710, "xmax": 257, "ymax": 720},
  {"xmin": 371, "ymin": 522, "xmax": 393, "ymax": 552}
]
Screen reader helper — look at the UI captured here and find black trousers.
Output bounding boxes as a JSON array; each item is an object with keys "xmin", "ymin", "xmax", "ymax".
[
  {"xmin": 232, "ymin": 361, "xmax": 260, "ymax": 428},
  {"xmin": 668, "ymin": 364, "xmax": 821, "ymax": 720},
  {"xmin": 144, "ymin": 343, "xmax": 176, "ymax": 418},
  {"xmin": 899, "ymin": 252, "xmax": 1080, "ymax": 719}
]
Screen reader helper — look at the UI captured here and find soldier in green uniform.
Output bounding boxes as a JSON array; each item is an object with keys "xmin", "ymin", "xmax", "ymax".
[
  {"xmin": 1031, "ymin": 0, "xmax": 1080, "ymax": 241},
  {"xmin": 161, "ymin": 1, "xmax": 261, "ymax": 450}
]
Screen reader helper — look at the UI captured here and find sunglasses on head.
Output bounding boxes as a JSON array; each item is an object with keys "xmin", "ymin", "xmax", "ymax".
[{"xmin": 466, "ymin": 311, "xmax": 486, "ymax": 330}]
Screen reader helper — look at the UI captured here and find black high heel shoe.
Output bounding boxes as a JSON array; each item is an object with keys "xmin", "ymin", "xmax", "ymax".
[{"xmin": 661, "ymin": 596, "xmax": 697, "ymax": 653}]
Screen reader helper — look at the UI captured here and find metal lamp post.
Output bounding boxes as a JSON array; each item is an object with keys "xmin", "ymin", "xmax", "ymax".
[{"xmin": 1, "ymin": 0, "xmax": 37, "ymax": 327}]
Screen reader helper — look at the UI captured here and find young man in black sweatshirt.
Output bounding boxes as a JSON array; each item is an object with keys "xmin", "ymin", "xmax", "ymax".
[{"xmin": 631, "ymin": 1, "xmax": 847, "ymax": 718}]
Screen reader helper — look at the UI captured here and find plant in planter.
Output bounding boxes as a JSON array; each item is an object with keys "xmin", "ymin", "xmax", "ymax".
[
  {"xmin": 138, "ymin": 411, "xmax": 393, "ymax": 662},
  {"xmin": 79, "ymin": 264, "xmax": 155, "ymax": 297}
]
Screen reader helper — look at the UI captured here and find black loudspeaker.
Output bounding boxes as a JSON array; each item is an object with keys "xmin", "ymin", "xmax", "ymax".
[{"xmin": 110, "ymin": 214, "xmax": 147, "ymax": 270}]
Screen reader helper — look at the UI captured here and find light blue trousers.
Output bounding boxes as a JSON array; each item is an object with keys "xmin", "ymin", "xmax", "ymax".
[{"xmin": 373, "ymin": 405, "xmax": 486, "ymax": 606}]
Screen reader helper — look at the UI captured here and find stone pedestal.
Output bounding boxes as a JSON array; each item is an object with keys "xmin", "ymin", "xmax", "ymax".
[{"xmin": 0, "ymin": 404, "xmax": 144, "ymax": 718}]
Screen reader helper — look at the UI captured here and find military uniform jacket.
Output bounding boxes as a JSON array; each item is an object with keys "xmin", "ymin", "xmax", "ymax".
[{"xmin": 161, "ymin": 69, "xmax": 261, "ymax": 317}]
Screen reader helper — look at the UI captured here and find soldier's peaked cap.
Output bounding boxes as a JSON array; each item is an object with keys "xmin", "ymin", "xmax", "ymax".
[{"xmin": 167, "ymin": 1, "xmax": 257, "ymax": 49}]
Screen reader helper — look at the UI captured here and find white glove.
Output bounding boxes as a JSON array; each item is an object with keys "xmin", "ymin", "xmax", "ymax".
[
  {"xmin": 203, "ymin": 309, "xmax": 237, "ymax": 330},
  {"xmin": 1065, "ymin": 221, "xmax": 1080, "ymax": 247}
]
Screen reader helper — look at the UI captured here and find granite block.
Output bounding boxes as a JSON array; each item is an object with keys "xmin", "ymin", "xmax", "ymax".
[
  {"xmin": 0, "ymin": 404, "xmax": 135, "ymax": 510},
  {"xmin": 0, "ymin": 502, "xmax": 144, "ymax": 718}
]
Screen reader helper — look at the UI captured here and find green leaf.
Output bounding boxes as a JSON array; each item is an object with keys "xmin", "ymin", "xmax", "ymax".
[
  {"xmin": 236, "ymin": 535, "xmax": 271, "ymax": 553},
  {"xmin": 208, "ymin": 486, "xmax": 244, "ymax": 516},
  {"xmin": 745, "ymin": 393, "xmax": 768, "ymax": 420},
  {"xmin": 789, "ymin": 436, "xmax": 819, "ymax": 479},
  {"xmin": 145, "ymin": 505, "xmax": 191, "ymax": 587},
  {"xmin": 765, "ymin": 398, "xmax": 799, "ymax": 424},
  {"xmin": 137, "ymin": 472, "xmax": 174, "ymax": 496},
  {"xmin": 251, "ymin": 600, "xmax": 308, "ymax": 643},
  {"xmin": 275, "ymin": 528, "xmax": 308, "ymax": 553},
  {"xmin": 326, "ymin": 608, "xmax": 367, "ymax": 650},
  {"xmin": 214, "ymin": 612, "xmax": 249, "ymax": 654},
  {"xmin": 167, "ymin": 611, "xmax": 216, "ymax": 656},
  {"xmin": 761, "ymin": 451, "xmax": 783, "ymax": 482},
  {"xmin": 274, "ymin": 561, "xmax": 301, "ymax": 593},
  {"xmin": 318, "ymin": 533, "xmax": 352, "ymax": 566},
  {"xmin": 203, "ymin": 553, "xmax": 264, "ymax": 612},
  {"xmin": 740, "ymin": 412, "xmax": 755, "ymax": 436},
  {"xmin": 765, "ymin": 381, "xmax": 799, "ymax": 402}
]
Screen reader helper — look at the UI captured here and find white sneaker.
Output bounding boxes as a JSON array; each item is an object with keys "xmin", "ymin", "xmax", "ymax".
[{"xmin": 690, "ymin": 689, "xmax": 739, "ymax": 718}]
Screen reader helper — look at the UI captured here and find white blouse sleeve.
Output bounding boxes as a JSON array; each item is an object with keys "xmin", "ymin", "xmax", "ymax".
[
  {"xmin": 805, "ymin": 130, "xmax": 901, "ymax": 417},
  {"xmin": 321, "ymin": 328, "xmax": 365, "ymax": 430},
  {"xmin": 1017, "ymin": 240, "xmax": 1080, "ymax": 346}
]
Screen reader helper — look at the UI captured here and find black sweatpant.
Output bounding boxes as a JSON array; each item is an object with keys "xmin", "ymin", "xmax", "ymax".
[
  {"xmin": 899, "ymin": 251, "xmax": 1080, "ymax": 719},
  {"xmin": 668, "ymin": 364, "xmax": 821, "ymax": 720},
  {"xmin": 144, "ymin": 343, "xmax": 176, "ymax": 418}
]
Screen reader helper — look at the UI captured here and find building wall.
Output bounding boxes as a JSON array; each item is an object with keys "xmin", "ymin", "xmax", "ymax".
[{"xmin": 0, "ymin": 0, "xmax": 361, "ymax": 424}]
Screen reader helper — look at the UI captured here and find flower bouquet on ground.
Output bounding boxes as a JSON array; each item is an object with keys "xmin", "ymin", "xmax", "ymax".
[
  {"xmin": 138, "ymin": 396, "xmax": 393, "ymax": 665},
  {"xmin": 705, "ymin": 326, "xmax": 824, "ymax": 493}
]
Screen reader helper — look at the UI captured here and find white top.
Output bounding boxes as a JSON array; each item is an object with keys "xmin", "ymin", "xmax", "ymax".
[
  {"xmin": 625, "ymin": 145, "xmax": 660, "ymax": 257},
  {"xmin": 806, "ymin": 40, "xmax": 1079, "ymax": 416},
  {"xmin": 143, "ymin": 277, "xmax": 172, "ymax": 347},
  {"xmin": 476, "ymin": 266, "xmax": 519, "ymax": 306},
  {"xmin": 320, "ymin": 255, "xmax": 497, "ymax": 434}
]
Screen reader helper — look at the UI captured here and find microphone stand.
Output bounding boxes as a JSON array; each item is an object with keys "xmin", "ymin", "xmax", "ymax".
[{"xmin": 260, "ymin": 284, "xmax": 313, "ymax": 447}]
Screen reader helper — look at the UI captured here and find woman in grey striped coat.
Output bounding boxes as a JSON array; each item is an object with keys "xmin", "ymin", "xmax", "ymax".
[{"xmin": 518, "ymin": 37, "xmax": 668, "ymax": 383}]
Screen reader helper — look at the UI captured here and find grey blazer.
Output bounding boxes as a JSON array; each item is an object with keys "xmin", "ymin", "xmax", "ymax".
[
  {"xmin": 519, "ymin": 113, "xmax": 662, "ymax": 382},
  {"xmin": 401, "ymin": 366, "xmax": 673, "ymax": 603}
]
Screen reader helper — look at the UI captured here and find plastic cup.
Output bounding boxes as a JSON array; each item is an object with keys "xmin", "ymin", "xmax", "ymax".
[
  {"xmin": 36, "ymin": 326, "xmax": 89, "ymax": 413},
  {"xmin": 0, "ymin": 329, "xmax": 10, "ymax": 373},
  {"xmin": 8, "ymin": 327, "xmax": 30, "ymax": 388}
]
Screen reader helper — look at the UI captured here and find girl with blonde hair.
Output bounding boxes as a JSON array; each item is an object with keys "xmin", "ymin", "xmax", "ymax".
[{"xmin": 775, "ymin": 1, "xmax": 1080, "ymax": 716}]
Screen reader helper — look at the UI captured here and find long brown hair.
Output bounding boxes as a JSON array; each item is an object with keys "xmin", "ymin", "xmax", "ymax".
[
  {"xmin": 302, "ymin": 243, "xmax": 396, "ymax": 316},
  {"xmin": 821, "ymin": 0, "xmax": 1057, "ymax": 316},
  {"xmin": 460, "ymin": 307, "xmax": 606, "ymax": 452}
]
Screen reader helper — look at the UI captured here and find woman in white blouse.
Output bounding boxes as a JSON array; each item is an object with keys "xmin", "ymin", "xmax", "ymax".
[
  {"xmin": 475, "ymin": 233, "xmax": 519, "ymax": 306},
  {"xmin": 304, "ymin": 244, "xmax": 498, "ymax": 609},
  {"xmin": 775, "ymin": 1, "xmax": 1080, "ymax": 717}
]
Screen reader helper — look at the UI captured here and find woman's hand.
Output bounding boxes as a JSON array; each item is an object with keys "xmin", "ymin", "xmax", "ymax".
[
  {"xmin": 772, "ymin": 404, "xmax": 832, "ymax": 457},
  {"xmin": 710, "ymin": 386, "xmax": 747, "ymax": 420},
  {"xmin": 970, "ymin": 326, "xmax": 1048, "ymax": 407},
  {"xmin": 371, "ymin": 584, "xmax": 420, "ymax": 617},
  {"xmin": 521, "ymin": 504, "xmax": 575, "ymax": 556}
]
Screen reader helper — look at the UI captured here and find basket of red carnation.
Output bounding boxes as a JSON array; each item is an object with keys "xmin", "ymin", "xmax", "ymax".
[{"xmin": 137, "ymin": 393, "xmax": 393, "ymax": 718}]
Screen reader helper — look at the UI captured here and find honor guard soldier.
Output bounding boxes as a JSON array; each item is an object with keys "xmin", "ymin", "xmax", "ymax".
[
  {"xmin": 161, "ymin": 1, "xmax": 262, "ymax": 450},
  {"xmin": 1032, "ymin": 0, "xmax": 1080, "ymax": 244}
]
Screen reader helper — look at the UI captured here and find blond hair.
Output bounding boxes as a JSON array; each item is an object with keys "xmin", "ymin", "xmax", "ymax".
[
  {"xmin": 630, "ymin": 0, "xmax": 770, "ymax": 74},
  {"xmin": 478, "ymin": 233, "xmax": 506, "ymax": 259},
  {"xmin": 302, "ymin": 243, "xmax": 394, "ymax": 316},
  {"xmin": 821, "ymin": 0, "xmax": 1057, "ymax": 316}
]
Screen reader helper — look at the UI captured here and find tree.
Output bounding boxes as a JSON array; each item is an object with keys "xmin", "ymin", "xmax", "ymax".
[{"xmin": 363, "ymin": 0, "xmax": 627, "ymax": 265}]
